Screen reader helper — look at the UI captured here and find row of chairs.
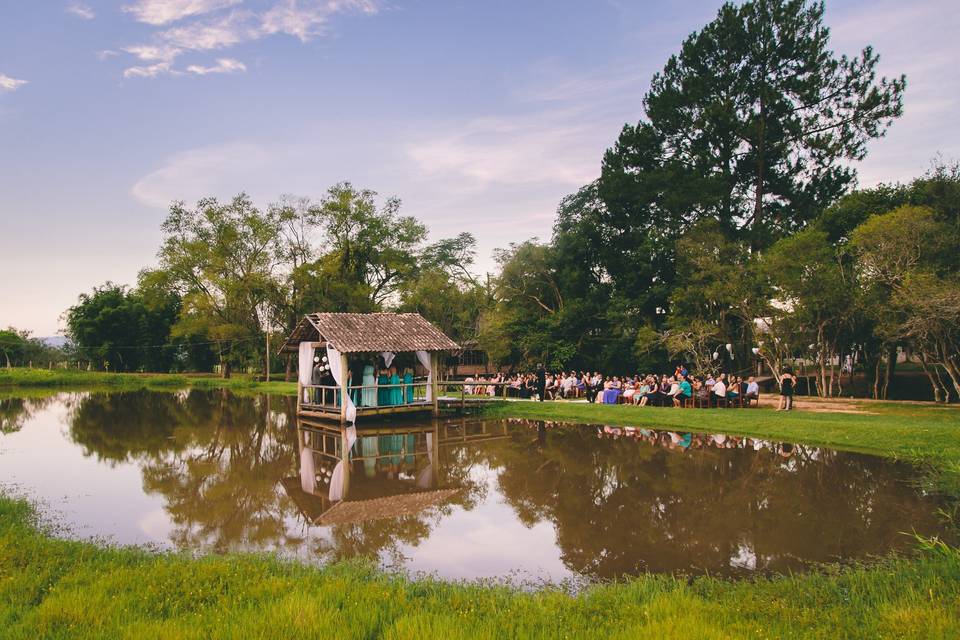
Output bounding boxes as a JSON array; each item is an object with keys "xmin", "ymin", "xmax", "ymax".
[{"xmin": 682, "ymin": 392, "xmax": 760, "ymax": 408}]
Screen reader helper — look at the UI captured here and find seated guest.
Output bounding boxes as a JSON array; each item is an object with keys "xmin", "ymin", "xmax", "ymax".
[
  {"xmin": 696, "ymin": 377, "xmax": 711, "ymax": 406},
  {"xmin": 713, "ymin": 375, "xmax": 727, "ymax": 405},
  {"xmin": 622, "ymin": 380, "xmax": 636, "ymax": 403},
  {"xmin": 673, "ymin": 375, "xmax": 692, "ymax": 407},
  {"xmin": 745, "ymin": 376, "xmax": 760, "ymax": 403},
  {"xmin": 727, "ymin": 375, "xmax": 740, "ymax": 402},
  {"xmin": 634, "ymin": 379, "xmax": 651, "ymax": 405}
]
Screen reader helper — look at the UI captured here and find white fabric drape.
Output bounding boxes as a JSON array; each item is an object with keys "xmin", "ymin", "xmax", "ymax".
[
  {"xmin": 417, "ymin": 431, "xmax": 434, "ymax": 488},
  {"xmin": 416, "ymin": 350, "xmax": 432, "ymax": 401},
  {"xmin": 298, "ymin": 342, "xmax": 314, "ymax": 403},
  {"xmin": 326, "ymin": 345, "xmax": 357, "ymax": 425},
  {"xmin": 328, "ymin": 461, "xmax": 344, "ymax": 501},
  {"xmin": 300, "ymin": 446, "xmax": 316, "ymax": 494},
  {"xmin": 380, "ymin": 351, "xmax": 396, "ymax": 368}
]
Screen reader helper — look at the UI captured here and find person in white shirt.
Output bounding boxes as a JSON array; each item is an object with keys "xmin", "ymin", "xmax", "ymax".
[
  {"xmin": 713, "ymin": 378, "xmax": 727, "ymax": 399},
  {"xmin": 745, "ymin": 377, "xmax": 759, "ymax": 404}
]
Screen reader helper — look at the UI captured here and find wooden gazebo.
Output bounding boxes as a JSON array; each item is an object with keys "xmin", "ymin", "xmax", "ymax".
[{"xmin": 280, "ymin": 312, "xmax": 460, "ymax": 423}]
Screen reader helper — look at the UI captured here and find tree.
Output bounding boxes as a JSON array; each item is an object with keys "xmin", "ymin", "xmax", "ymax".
[
  {"xmin": 65, "ymin": 284, "xmax": 169, "ymax": 372},
  {"xmin": 851, "ymin": 205, "xmax": 959, "ymax": 401},
  {"xmin": 760, "ymin": 228, "xmax": 855, "ymax": 396},
  {"xmin": 595, "ymin": 0, "xmax": 905, "ymax": 328},
  {"xmin": 157, "ymin": 194, "xmax": 284, "ymax": 378},
  {"xmin": 317, "ymin": 183, "xmax": 427, "ymax": 307},
  {"xmin": 0, "ymin": 329, "xmax": 28, "ymax": 368}
]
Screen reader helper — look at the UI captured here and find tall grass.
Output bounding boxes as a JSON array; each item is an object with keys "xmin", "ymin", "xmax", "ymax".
[{"xmin": 1, "ymin": 494, "xmax": 958, "ymax": 639}]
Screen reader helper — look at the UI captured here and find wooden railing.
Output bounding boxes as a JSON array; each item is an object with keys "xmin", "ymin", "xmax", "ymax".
[
  {"xmin": 300, "ymin": 381, "xmax": 432, "ymax": 409},
  {"xmin": 438, "ymin": 380, "xmax": 541, "ymax": 407}
]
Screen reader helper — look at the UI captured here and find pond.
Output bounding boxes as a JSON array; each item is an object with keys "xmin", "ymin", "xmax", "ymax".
[{"xmin": 0, "ymin": 389, "xmax": 952, "ymax": 583}]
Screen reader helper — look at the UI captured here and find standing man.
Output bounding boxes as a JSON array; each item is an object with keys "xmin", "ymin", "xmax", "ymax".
[{"xmin": 535, "ymin": 364, "xmax": 546, "ymax": 401}]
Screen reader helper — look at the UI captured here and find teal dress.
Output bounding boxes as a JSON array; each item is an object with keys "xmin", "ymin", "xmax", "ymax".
[
  {"xmin": 389, "ymin": 373, "xmax": 402, "ymax": 405},
  {"xmin": 403, "ymin": 371, "xmax": 414, "ymax": 404},
  {"xmin": 377, "ymin": 373, "xmax": 389, "ymax": 406}
]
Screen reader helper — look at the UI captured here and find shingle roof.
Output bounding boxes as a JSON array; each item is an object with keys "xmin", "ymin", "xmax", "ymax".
[
  {"xmin": 280, "ymin": 477, "xmax": 460, "ymax": 526},
  {"xmin": 280, "ymin": 312, "xmax": 460, "ymax": 353}
]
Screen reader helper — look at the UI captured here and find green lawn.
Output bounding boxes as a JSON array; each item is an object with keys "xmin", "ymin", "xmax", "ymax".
[{"xmin": 3, "ymin": 370, "xmax": 960, "ymax": 638}]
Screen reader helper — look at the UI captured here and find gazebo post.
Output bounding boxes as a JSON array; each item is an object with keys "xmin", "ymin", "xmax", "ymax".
[
  {"xmin": 431, "ymin": 351, "xmax": 440, "ymax": 417},
  {"xmin": 339, "ymin": 352, "xmax": 349, "ymax": 425}
]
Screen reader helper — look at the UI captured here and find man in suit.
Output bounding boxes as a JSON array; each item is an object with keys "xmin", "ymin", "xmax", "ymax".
[{"xmin": 535, "ymin": 364, "xmax": 546, "ymax": 401}]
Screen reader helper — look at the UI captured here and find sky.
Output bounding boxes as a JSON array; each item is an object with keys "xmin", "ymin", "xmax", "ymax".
[{"xmin": 1, "ymin": 0, "xmax": 957, "ymax": 336}]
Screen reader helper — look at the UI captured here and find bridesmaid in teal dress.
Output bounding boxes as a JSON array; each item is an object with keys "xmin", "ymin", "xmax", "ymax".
[
  {"xmin": 389, "ymin": 366, "xmax": 403, "ymax": 405},
  {"xmin": 377, "ymin": 368, "xmax": 389, "ymax": 406},
  {"xmin": 403, "ymin": 367, "xmax": 414, "ymax": 404}
]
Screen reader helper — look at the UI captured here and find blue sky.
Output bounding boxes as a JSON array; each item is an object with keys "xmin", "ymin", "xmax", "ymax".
[{"xmin": 1, "ymin": 0, "xmax": 957, "ymax": 336}]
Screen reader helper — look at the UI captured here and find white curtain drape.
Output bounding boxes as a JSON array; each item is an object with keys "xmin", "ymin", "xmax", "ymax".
[
  {"xmin": 298, "ymin": 342, "xmax": 314, "ymax": 403},
  {"xmin": 300, "ymin": 446, "xmax": 316, "ymax": 494},
  {"xmin": 328, "ymin": 461, "xmax": 344, "ymax": 501},
  {"xmin": 380, "ymin": 351, "xmax": 396, "ymax": 368},
  {"xmin": 416, "ymin": 350, "xmax": 432, "ymax": 401},
  {"xmin": 417, "ymin": 431, "xmax": 434, "ymax": 488},
  {"xmin": 326, "ymin": 345, "xmax": 357, "ymax": 425}
]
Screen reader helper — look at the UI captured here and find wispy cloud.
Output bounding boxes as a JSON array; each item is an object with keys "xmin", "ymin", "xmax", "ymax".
[
  {"xmin": 117, "ymin": 0, "xmax": 381, "ymax": 79},
  {"xmin": 123, "ymin": 0, "xmax": 242, "ymax": 26},
  {"xmin": 185, "ymin": 57, "xmax": 246, "ymax": 75},
  {"xmin": 0, "ymin": 74, "xmax": 29, "ymax": 92},
  {"xmin": 66, "ymin": 1, "xmax": 95, "ymax": 19}
]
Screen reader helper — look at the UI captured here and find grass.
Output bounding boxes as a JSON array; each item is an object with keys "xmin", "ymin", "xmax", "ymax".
[
  {"xmin": 4, "ymin": 371, "xmax": 960, "ymax": 637},
  {"xmin": 2, "ymin": 494, "xmax": 959, "ymax": 639},
  {"xmin": 0, "ymin": 367, "xmax": 297, "ymax": 396}
]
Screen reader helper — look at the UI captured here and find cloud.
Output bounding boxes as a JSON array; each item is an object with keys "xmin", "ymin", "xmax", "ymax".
[
  {"xmin": 185, "ymin": 57, "xmax": 246, "ymax": 75},
  {"xmin": 261, "ymin": 0, "xmax": 379, "ymax": 41},
  {"xmin": 125, "ymin": 44, "xmax": 182, "ymax": 63},
  {"xmin": 66, "ymin": 1, "xmax": 95, "ymax": 19},
  {"xmin": 123, "ymin": 0, "xmax": 242, "ymax": 26},
  {"xmin": 118, "ymin": 0, "xmax": 381, "ymax": 79},
  {"xmin": 131, "ymin": 142, "xmax": 277, "ymax": 208},
  {"xmin": 160, "ymin": 11, "xmax": 258, "ymax": 51},
  {"xmin": 123, "ymin": 62, "xmax": 176, "ymax": 78},
  {"xmin": 0, "ymin": 73, "xmax": 28, "ymax": 92}
]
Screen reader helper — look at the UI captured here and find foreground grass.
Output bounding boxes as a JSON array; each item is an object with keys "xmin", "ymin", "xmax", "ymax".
[{"xmin": 1, "ymin": 496, "xmax": 959, "ymax": 640}]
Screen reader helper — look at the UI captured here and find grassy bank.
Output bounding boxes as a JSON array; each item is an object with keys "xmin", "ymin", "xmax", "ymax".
[
  {"xmin": 1, "ymin": 495, "xmax": 959, "ymax": 639},
  {"xmin": 0, "ymin": 367, "xmax": 297, "ymax": 396}
]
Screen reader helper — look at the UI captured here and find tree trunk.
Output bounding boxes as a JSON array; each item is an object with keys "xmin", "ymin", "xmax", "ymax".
[
  {"xmin": 222, "ymin": 358, "xmax": 232, "ymax": 379},
  {"xmin": 918, "ymin": 353, "xmax": 944, "ymax": 403},
  {"xmin": 285, "ymin": 354, "xmax": 293, "ymax": 382}
]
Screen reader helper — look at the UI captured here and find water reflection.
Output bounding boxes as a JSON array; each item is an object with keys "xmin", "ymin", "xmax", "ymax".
[{"xmin": 0, "ymin": 389, "xmax": 952, "ymax": 581}]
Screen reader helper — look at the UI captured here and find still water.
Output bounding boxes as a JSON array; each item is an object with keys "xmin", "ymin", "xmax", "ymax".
[{"xmin": 0, "ymin": 390, "xmax": 951, "ymax": 582}]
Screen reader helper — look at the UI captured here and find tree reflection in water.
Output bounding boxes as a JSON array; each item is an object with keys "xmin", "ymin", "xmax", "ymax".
[
  {"xmin": 52, "ymin": 392, "xmax": 951, "ymax": 579},
  {"xmin": 1, "ymin": 395, "xmax": 59, "ymax": 434},
  {"xmin": 491, "ymin": 420, "xmax": 949, "ymax": 578}
]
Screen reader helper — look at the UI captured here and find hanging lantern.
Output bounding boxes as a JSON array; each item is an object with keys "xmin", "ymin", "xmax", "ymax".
[
  {"xmin": 322, "ymin": 356, "xmax": 328, "ymax": 363},
  {"xmin": 725, "ymin": 343, "xmax": 732, "ymax": 352},
  {"xmin": 712, "ymin": 351, "xmax": 719, "ymax": 360},
  {"xmin": 752, "ymin": 347, "xmax": 760, "ymax": 355},
  {"xmin": 313, "ymin": 356, "xmax": 320, "ymax": 363}
]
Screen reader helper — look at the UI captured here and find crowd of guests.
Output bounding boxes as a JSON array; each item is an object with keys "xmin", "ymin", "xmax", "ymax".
[{"xmin": 464, "ymin": 365, "xmax": 774, "ymax": 408}]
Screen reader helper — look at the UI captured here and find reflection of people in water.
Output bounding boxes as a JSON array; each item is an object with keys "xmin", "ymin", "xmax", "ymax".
[{"xmin": 588, "ymin": 423, "xmax": 805, "ymax": 460}]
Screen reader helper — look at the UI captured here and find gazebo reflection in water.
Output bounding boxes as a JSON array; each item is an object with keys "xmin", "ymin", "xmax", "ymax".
[{"xmin": 282, "ymin": 417, "xmax": 509, "ymax": 527}]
